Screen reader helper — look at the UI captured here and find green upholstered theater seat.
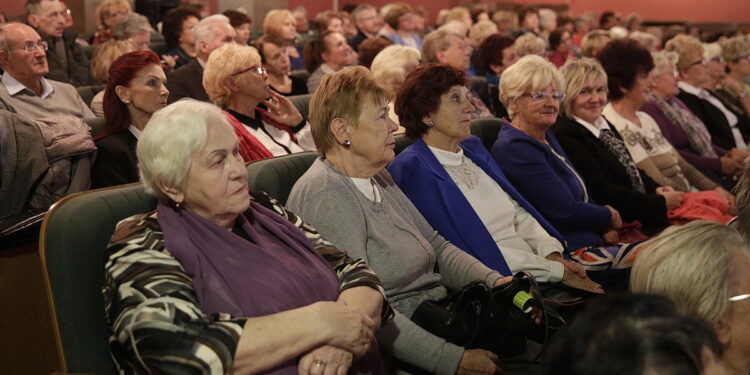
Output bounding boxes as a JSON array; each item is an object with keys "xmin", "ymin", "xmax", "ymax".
[
  {"xmin": 470, "ymin": 117, "xmax": 505, "ymax": 151},
  {"xmin": 394, "ymin": 133, "xmax": 412, "ymax": 155},
  {"xmin": 288, "ymin": 94, "xmax": 311, "ymax": 122},
  {"xmin": 76, "ymin": 85, "xmax": 104, "ymax": 107},
  {"xmin": 39, "ymin": 183, "xmax": 155, "ymax": 375},
  {"xmin": 246, "ymin": 152, "xmax": 318, "ymax": 206}
]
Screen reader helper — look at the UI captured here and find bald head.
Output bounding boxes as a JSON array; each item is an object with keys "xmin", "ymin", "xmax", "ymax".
[{"xmin": 0, "ymin": 23, "xmax": 49, "ymax": 87}]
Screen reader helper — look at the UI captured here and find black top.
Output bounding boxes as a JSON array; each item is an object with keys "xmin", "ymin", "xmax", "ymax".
[
  {"xmin": 42, "ymin": 29, "xmax": 95, "ymax": 87},
  {"xmin": 475, "ymin": 83, "xmax": 509, "ymax": 119},
  {"xmin": 166, "ymin": 59, "xmax": 209, "ymax": 103},
  {"xmin": 92, "ymin": 129, "xmax": 139, "ymax": 188},
  {"xmin": 552, "ymin": 116, "xmax": 668, "ymax": 234},
  {"xmin": 677, "ymin": 89, "xmax": 750, "ymax": 151},
  {"xmin": 164, "ymin": 46, "xmax": 195, "ymax": 70},
  {"xmin": 270, "ymin": 75, "xmax": 308, "ymax": 96}
]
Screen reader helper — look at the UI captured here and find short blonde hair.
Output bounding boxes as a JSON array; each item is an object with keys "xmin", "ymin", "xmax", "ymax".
[
  {"xmin": 309, "ymin": 66, "xmax": 391, "ymax": 155},
  {"xmin": 203, "ymin": 43, "xmax": 261, "ymax": 107},
  {"xmin": 138, "ymin": 99, "xmax": 233, "ymax": 201},
  {"xmin": 500, "ymin": 54, "xmax": 565, "ymax": 118},
  {"xmin": 665, "ymin": 34, "xmax": 704, "ymax": 72},
  {"xmin": 371, "ymin": 45, "xmax": 421, "ymax": 94},
  {"xmin": 721, "ymin": 36, "xmax": 750, "ymax": 63},
  {"xmin": 630, "ymin": 220, "xmax": 747, "ymax": 323},
  {"xmin": 94, "ymin": 0, "xmax": 131, "ymax": 28},
  {"xmin": 90, "ymin": 39, "xmax": 135, "ymax": 83},
  {"xmin": 263, "ymin": 9, "xmax": 296, "ymax": 38},
  {"xmin": 514, "ymin": 32, "xmax": 548, "ymax": 58},
  {"xmin": 703, "ymin": 43, "xmax": 722, "ymax": 62},
  {"xmin": 580, "ymin": 30, "xmax": 611, "ymax": 58},
  {"xmin": 468, "ymin": 20, "xmax": 497, "ymax": 48},
  {"xmin": 629, "ymin": 31, "xmax": 657, "ymax": 52},
  {"xmin": 651, "ymin": 50, "xmax": 679, "ymax": 72},
  {"xmin": 445, "ymin": 6, "xmax": 470, "ymax": 25},
  {"xmin": 559, "ymin": 58, "xmax": 607, "ymax": 118},
  {"xmin": 422, "ymin": 29, "xmax": 461, "ymax": 64}
]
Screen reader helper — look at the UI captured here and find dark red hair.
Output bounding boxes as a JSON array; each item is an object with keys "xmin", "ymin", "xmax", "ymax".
[
  {"xmin": 395, "ymin": 63, "xmax": 466, "ymax": 141},
  {"xmin": 103, "ymin": 50, "xmax": 161, "ymax": 135}
]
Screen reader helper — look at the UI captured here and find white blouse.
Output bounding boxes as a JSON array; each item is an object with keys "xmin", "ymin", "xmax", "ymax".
[{"xmin": 429, "ymin": 146, "xmax": 564, "ymax": 282}]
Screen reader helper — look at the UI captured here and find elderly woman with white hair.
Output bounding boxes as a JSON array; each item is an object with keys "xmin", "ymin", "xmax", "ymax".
[
  {"xmin": 716, "ymin": 37, "xmax": 750, "ymax": 117},
  {"xmin": 514, "ymin": 32, "xmax": 548, "ymax": 58},
  {"xmin": 492, "ymin": 55, "xmax": 638, "ymax": 282},
  {"xmin": 630, "ymin": 220, "xmax": 750, "ymax": 375},
  {"xmin": 370, "ymin": 45, "xmax": 420, "ymax": 131},
  {"xmin": 103, "ymin": 99, "xmax": 391, "ymax": 375},
  {"xmin": 203, "ymin": 43, "xmax": 314, "ymax": 157},
  {"xmin": 641, "ymin": 50, "xmax": 747, "ymax": 190}
]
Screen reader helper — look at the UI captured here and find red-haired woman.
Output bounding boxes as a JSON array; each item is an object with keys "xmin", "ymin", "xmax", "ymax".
[{"xmin": 92, "ymin": 51, "xmax": 169, "ymax": 188}]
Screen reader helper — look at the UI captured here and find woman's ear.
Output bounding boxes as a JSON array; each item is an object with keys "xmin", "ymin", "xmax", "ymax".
[
  {"xmin": 713, "ymin": 316, "xmax": 733, "ymax": 349},
  {"xmin": 223, "ymin": 76, "xmax": 239, "ymax": 93},
  {"xmin": 114, "ymin": 85, "xmax": 130, "ymax": 104},
  {"xmin": 330, "ymin": 117, "xmax": 350, "ymax": 145},
  {"xmin": 155, "ymin": 178, "xmax": 185, "ymax": 205}
]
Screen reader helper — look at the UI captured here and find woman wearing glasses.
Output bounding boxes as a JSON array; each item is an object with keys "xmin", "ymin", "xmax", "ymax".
[
  {"xmin": 491, "ymin": 56, "xmax": 621, "ymax": 251},
  {"xmin": 598, "ymin": 39, "xmax": 733, "ymax": 203},
  {"xmin": 203, "ymin": 43, "xmax": 315, "ymax": 157}
]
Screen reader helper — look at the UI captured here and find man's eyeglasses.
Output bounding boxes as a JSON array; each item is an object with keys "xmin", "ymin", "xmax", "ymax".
[
  {"xmin": 8, "ymin": 40, "xmax": 48, "ymax": 53},
  {"xmin": 520, "ymin": 91, "xmax": 566, "ymax": 102},
  {"xmin": 688, "ymin": 59, "xmax": 707, "ymax": 68},
  {"xmin": 232, "ymin": 65, "xmax": 267, "ymax": 76}
]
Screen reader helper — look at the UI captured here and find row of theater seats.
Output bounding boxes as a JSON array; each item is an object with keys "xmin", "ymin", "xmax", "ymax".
[{"xmin": 31, "ymin": 117, "xmax": 504, "ymax": 375}]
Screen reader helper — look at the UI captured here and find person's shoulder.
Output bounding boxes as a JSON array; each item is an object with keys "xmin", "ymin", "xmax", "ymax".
[
  {"xmin": 96, "ymin": 129, "xmax": 136, "ymax": 149},
  {"xmin": 108, "ymin": 211, "xmax": 161, "ymax": 248},
  {"xmin": 47, "ymin": 78, "xmax": 77, "ymax": 93},
  {"xmin": 170, "ymin": 60, "xmax": 201, "ymax": 78}
]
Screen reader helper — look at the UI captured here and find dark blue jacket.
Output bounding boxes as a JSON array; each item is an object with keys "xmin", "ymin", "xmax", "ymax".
[
  {"xmin": 492, "ymin": 123, "xmax": 611, "ymax": 249},
  {"xmin": 388, "ymin": 136, "xmax": 565, "ymax": 275}
]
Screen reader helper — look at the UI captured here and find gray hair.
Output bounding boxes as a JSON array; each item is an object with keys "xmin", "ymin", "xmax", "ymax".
[
  {"xmin": 137, "ymin": 99, "xmax": 234, "ymax": 201},
  {"xmin": 352, "ymin": 4, "xmax": 376, "ymax": 22},
  {"xmin": 25, "ymin": 0, "xmax": 48, "ymax": 16},
  {"xmin": 194, "ymin": 14, "xmax": 230, "ymax": 49},
  {"xmin": 422, "ymin": 29, "xmax": 462, "ymax": 64},
  {"xmin": 514, "ymin": 32, "xmax": 548, "ymax": 58},
  {"xmin": 651, "ymin": 50, "xmax": 679, "ymax": 72},
  {"xmin": 371, "ymin": 45, "xmax": 420, "ymax": 94},
  {"xmin": 112, "ymin": 12, "xmax": 154, "ymax": 40},
  {"xmin": 499, "ymin": 54, "xmax": 565, "ymax": 118},
  {"xmin": 630, "ymin": 220, "xmax": 748, "ymax": 323}
]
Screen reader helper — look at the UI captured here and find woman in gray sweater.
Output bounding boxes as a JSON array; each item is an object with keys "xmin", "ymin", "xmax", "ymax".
[{"xmin": 287, "ymin": 66, "xmax": 513, "ymax": 375}]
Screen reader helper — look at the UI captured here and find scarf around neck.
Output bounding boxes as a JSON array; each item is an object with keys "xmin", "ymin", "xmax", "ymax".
[{"xmin": 649, "ymin": 94, "xmax": 717, "ymax": 158}]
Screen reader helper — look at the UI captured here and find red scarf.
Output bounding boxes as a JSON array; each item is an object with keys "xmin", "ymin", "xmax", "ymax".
[{"xmin": 223, "ymin": 111, "xmax": 274, "ymax": 162}]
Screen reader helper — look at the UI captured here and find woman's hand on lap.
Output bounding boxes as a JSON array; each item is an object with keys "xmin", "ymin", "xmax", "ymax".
[
  {"xmin": 457, "ymin": 349, "xmax": 501, "ymax": 375},
  {"xmin": 298, "ymin": 345, "xmax": 353, "ymax": 375}
]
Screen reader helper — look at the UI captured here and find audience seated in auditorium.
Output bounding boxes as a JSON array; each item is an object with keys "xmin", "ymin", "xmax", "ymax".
[
  {"xmin": 538, "ymin": 8, "xmax": 557, "ymax": 41},
  {"xmin": 579, "ymin": 29, "xmax": 610, "ymax": 58},
  {"xmin": 668, "ymin": 35, "xmax": 750, "ymax": 152},
  {"xmin": 493, "ymin": 55, "xmax": 630, "ymax": 256},
  {"xmin": 203, "ymin": 43, "xmax": 314, "ymax": 157},
  {"xmin": 715, "ymin": 37, "xmax": 750, "ymax": 117},
  {"xmin": 422, "ymin": 29, "xmax": 493, "ymax": 118},
  {"xmin": 513, "ymin": 32, "xmax": 547, "ymax": 58},
  {"xmin": 166, "ymin": 14, "xmax": 235, "ymax": 103},
  {"xmin": 223, "ymin": 9, "xmax": 251, "ymax": 46},
  {"xmin": 0, "ymin": 22, "xmax": 94, "ymax": 120},
  {"xmin": 27, "ymin": 0, "xmax": 95, "ymax": 86},
  {"xmin": 545, "ymin": 293, "xmax": 726, "ymax": 375},
  {"xmin": 370, "ymin": 44, "xmax": 419, "ymax": 129},
  {"xmin": 475, "ymin": 34, "xmax": 517, "ymax": 119},
  {"xmin": 631, "ymin": 220, "xmax": 750, "ymax": 375},
  {"xmin": 339, "ymin": 11, "xmax": 358, "ymax": 39},
  {"xmin": 641, "ymin": 50, "xmax": 745, "ymax": 190},
  {"xmin": 264, "ymin": 9, "xmax": 305, "ymax": 71},
  {"xmin": 513, "ymin": 6, "xmax": 540, "ymax": 37},
  {"xmin": 91, "ymin": 0, "xmax": 130, "ymax": 45},
  {"xmin": 89, "ymin": 40, "xmax": 136, "ymax": 117},
  {"xmin": 348, "ymin": 4, "xmax": 380, "ymax": 51},
  {"xmin": 553, "ymin": 58, "xmax": 674, "ymax": 236},
  {"xmin": 381, "ymin": 3, "xmax": 423, "ymax": 50},
  {"xmin": 599, "ymin": 39, "xmax": 734, "ymax": 206},
  {"xmin": 388, "ymin": 63, "xmax": 606, "ymax": 291},
  {"xmin": 111, "ymin": 12, "xmax": 178, "ymax": 70},
  {"xmin": 91, "ymin": 51, "xmax": 167, "ymax": 188},
  {"xmin": 304, "ymin": 31, "xmax": 353, "ymax": 93},
  {"xmin": 103, "ymin": 99, "xmax": 390, "ymax": 375},
  {"xmin": 255, "ymin": 36, "xmax": 307, "ymax": 96},
  {"xmin": 287, "ymin": 66, "xmax": 518, "ymax": 375},
  {"xmin": 313, "ymin": 10, "xmax": 344, "ymax": 35},
  {"xmin": 547, "ymin": 28, "xmax": 573, "ymax": 68},
  {"xmin": 467, "ymin": 20, "xmax": 497, "ymax": 77},
  {"xmin": 161, "ymin": 6, "xmax": 201, "ymax": 69}
]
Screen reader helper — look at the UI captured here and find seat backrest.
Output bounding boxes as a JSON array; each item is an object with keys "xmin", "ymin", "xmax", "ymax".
[
  {"xmin": 470, "ymin": 118, "xmax": 505, "ymax": 151},
  {"xmin": 288, "ymin": 94, "xmax": 311, "ymax": 122},
  {"xmin": 246, "ymin": 152, "xmax": 318, "ymax": 205},
  {"xmin": 85, "ymin": 116, "xmax": 107, "ymax": 138},
  {"xmin": 76, "ymin": 85, "xmax": 104, "ymax": 107},
  {"xmin": 290, "ymin": 69, "xmax": 310, "ymax": 82},
  {"xmin": 39, "ymin": 184, "xmax": 156, "ymax": 375},
  {"xmin": 394, "ymin": 133, "xmax": 412, "ymax": 155},
  {"xmin": 467, "ymin": 76, "xmax": 486, "ymax": 94}
]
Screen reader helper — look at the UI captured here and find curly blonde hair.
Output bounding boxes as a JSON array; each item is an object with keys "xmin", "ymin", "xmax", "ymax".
[{"xmin": 203, "ymin": 43, "xmax": 261, "ymax": 107}]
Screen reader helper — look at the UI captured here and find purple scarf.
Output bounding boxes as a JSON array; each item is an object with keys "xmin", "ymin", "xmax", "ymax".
[{"xmin": 158, "ymin": 201, "xmax": 385, "ymax": 375}]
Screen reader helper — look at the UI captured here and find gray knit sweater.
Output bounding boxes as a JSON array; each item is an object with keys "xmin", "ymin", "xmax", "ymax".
[{"xmin": 287, "ymin": 158, "xmax": 502, "ymax": 375}]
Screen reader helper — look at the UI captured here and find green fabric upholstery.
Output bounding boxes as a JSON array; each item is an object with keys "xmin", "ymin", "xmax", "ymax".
[
  {"xmin": 76, "ymin": 85, "xmax": 104, "ymax": 107},
  {"xmin": 394, "ymin": 134, "xmax": 412, "ymax": 155},
  {"xmin": 470, "ymin": 117, "xmax": 504, "ymax": 151},
  {"xmin": 40, "ymin": 184, "xmax": 156, "ymax": 375},
  {"xmin": 246, "ymin": 152, "xmax": 317, "ymax": 205},
  {"xmin": 84, "ymin": 117, "xmax": 107, "ymax": 138},
  {"xmin": 288, "ymin": 94, "xmax": 311, "ymax": 122}
]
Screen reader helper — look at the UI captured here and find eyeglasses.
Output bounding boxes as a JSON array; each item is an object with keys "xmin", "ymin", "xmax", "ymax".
[
  {"xmin": 8, "ymin": 40, "xmax": 48, "ymax": 53},
  {"xmin": 710, "ymin": 56, "xmax": 726, "ymax": 64},
  {"xmin": 520, "ymin": 91, "xmax": 565, "ymax": 102},
  {"xmin": 729, "ymin": 293, "xmax": 750, "ymax": 302},
  {"xmin": 232, "ymin": 65, "xmax": 267, "ymax": 76},
  {"xmin": 734, "ymin": 55, "xmax": 750, "ymax": 63},
  {"xmin": 688, "ymin": 59, "xmax": 707, "ymax": 68}
]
